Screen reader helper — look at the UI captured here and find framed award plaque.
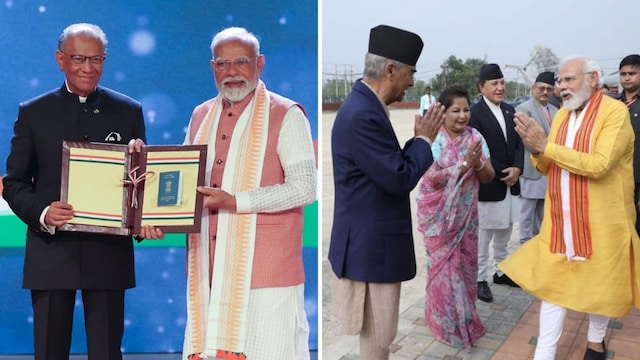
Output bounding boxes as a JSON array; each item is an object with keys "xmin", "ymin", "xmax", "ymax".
[{"xmin": 59, "ymin": 141, "xmax": 207, "ymax": 235}]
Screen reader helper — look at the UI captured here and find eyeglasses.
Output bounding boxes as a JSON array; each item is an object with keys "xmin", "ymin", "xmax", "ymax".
[
  {"xmin": 535, "ymin": 85, "xmax": 555, "ymax": 93},
  {"xmin": 554, "ymin": 71, "xmax": 593, "ymax": 86},
  {"xmin": 213, "ymin": 56, "xmax": 258, "ymax": 72},
  {"xmin": 60, "ymin": 51, "xmax": 106, "ymax": 66}
]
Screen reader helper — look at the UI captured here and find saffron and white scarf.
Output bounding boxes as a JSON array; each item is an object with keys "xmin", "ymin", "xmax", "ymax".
[
  {"xmin": 183, "ymin": 81, "xmax": 270, "ymax": 360},
  {"xmin": 548, "ymin": 91, "xmax": 602, "ymax": 260}
]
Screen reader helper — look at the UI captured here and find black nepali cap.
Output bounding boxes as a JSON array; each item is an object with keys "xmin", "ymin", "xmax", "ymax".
[
  {"xmin": 535, "ymin": 71, "xmax": 555, "ymax": 86},
  {"xmin": 368, "ymin": 25, "xmax": 423, "ymax": 66},
  {"xmin": 479, "ymin": 63, "xmax": 504, "ymax": 82}
]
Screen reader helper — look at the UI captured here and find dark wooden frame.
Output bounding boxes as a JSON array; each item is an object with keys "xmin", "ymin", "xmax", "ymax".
[{"xmin": 60, "ymin": 141, "xmax": 207, "ymax": 235}]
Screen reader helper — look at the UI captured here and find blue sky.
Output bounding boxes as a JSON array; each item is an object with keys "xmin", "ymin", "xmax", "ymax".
[{"xmin": 322, "ymin": 0, "xmax": 637, "ymax": 83}]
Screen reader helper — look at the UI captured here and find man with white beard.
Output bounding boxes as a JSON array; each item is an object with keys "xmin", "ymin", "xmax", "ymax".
[
  {"xmin": 500, "ymin": 55, "xmax": 640, "ymax": 360},
  {"xmin": 181, "ymin": 27, "xmax": 316, "ymax": 360}
]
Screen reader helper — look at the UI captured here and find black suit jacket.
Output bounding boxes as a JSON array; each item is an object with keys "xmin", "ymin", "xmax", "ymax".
[
  {"xmin": 616, "ymin": 92, "xmax": 640, "ymax": 183},
  {"xmin": 2, "ymin": 84, "xmax": 146, "ymax": 290},
  {"xmin": 329, "ymin": 80, "xmax": 434, "ymax": 282},
  {"xmin": 469, "ymin": 98, "xmax": 523, "ymax": 201}
]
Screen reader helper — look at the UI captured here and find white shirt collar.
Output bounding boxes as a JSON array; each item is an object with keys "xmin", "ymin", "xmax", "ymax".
[{"xmin": 64, "ymin": 81, "xmax": 95, "ymax": 103}]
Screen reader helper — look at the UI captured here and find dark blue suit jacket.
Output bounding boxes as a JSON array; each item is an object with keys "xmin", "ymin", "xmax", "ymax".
[
  {"xmin": 2, "ymin": 84, "xmax": 146, "ymax": 290},
  {"xmin": 469, "ymin": 98, "xmax": 523, "ymax": 201},
  {"xmin": 329, "ymin": 80, "xmax": 433, "ymax": 283}
]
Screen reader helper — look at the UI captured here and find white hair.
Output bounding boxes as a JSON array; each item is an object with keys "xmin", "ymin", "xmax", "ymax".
[
  {"xmin": 363, "ymin": 53, "xmax": 407, "ymax": 80},
  {"xmin": 210, "ymin": 27, "xmax": 260, "ymax": 58},
  {"xmin": 559, "ymin": 55, "xmax": 604, "ymax": 88},
  {"xmin": 58, "ymin": 23, "xmax": 108, "ymax": 52}
]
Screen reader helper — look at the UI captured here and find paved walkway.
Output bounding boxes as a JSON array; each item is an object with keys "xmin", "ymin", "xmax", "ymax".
[
  {"xmin": 320, "ymin": 109, "xmax": 640, "ymax": 360},
  {"xmin": 0, "ymin": 353, "xmax": 319, "ymax": 359}
]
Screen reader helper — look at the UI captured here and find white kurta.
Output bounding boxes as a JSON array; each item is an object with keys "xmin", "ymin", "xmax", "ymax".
[{"xmin": 478, "ymin": 192, "xmax": 519, "ymax": 229}]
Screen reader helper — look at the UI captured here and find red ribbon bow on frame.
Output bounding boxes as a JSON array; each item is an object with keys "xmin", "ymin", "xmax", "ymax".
[{"xmin": 121, "ymin": 166, "xmax": 155, "ymax": 209}]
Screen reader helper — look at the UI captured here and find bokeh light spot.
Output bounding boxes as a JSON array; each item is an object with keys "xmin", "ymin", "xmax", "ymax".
[{"xmin": 128, "ymin": 30, "xmax": 156, "ymax": 57}]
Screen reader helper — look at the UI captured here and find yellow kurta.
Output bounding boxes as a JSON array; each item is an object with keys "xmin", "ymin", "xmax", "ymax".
[{"xmin": 499, "ymin": 95, "xmax": 640, "ymax": 317}]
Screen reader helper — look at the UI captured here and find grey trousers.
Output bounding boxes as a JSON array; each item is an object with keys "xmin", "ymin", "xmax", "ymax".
[
  {"xmin": 478, "ymin": 226, "xmax": 513, "ymax": 281},
  {"xmin": 519, "ymin": 197, "xmax": 544, "ymax": 243}
]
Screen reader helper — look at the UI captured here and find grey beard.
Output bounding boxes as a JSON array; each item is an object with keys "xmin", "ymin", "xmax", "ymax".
[
  {"xmin": 221, "ymin": 86, "xmax": 253, "ymax": 102},
  {"xmin": 562, "ymin": 87, "xmax": 592, "ymax": 111}
]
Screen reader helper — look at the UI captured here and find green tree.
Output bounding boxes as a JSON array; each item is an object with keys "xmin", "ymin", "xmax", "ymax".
[
  {"xmin": 432, "ymin": 56, "xmax": 486, "ymax": 99},
  {"xmin": 430, "ymin": 55, "xmax": 531, "ymax": 103},
  {"xmin": 405, "ymin": 79, "xmax": 428, "ymax": 102},
  {"xmin": 504, "ymin": 80, "xmax": 529, "ymax": 102},
  {"xmin": 322, "ymin": 78, "xmax": 429, "ymax": 103},
  {"xmin": 322, "ymin": 78, "xmax": 353, "ymax": 103}
]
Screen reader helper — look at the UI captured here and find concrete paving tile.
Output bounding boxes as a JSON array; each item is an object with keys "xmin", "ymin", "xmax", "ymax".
[
  {"xmin": 608, "ymin": 319, "xmax": 623, "ymax": 329},
  {"xmin": 475, "ymin": 304, "xmax": 495, "ymax": 319},
  {"xmin": 397, "ymin": 320, "xmax": 420, "ymax": 339},
  {"xmin": 421, "ymin": 341, "xmax": 465, "ymax": 359},
  {"xmin": 321, "ymin": 348, "xmax": 346, "ymax": 359},
  {"xmin": 490, "ymin": 352, "xmax": 520, "ymax": 360},
  {"xmin": 476, "ymin": 337, "xmax": 504, "ymax": 352},
  {"xmin": 488, "ymin": 285, "xmax": 512, "ymax": 298},
  {"xmin": 323, "ymin": 333, "xmax": 358, "ymax": 357},
  {"xmin": 480, "ymin": 317, "xmax": 504, "ymax": 334},
  {"xmin": 496, "ymin": 335, "xmax": 535, "ymax": 358},
  {"xmin": 578, "ymin": 320, "xmax": 589, "ymax": 334},
  {"xmin": 553, "ymin": 345, "xmax": 571, "ymax": 359},
  {"xmin": 401, "ymin": 304, "xmax": 427, "ymax": 322},
  {"xmin": 493, "ymin": 321, "xmax": 518, "ymax": 337},
  {"xmin": 610, "ymin": 323, "xmax": 640, "ymax": 343},
  {"xmin": 458, "ymin": 347, "xmax": 494, "ymax": 360},
  {"xmin": 562, "ymin": 317, "xmax": 583, "ymax": 333},
  {"xmin": 395, "ymin": 332, "xmax": 433, "ymax": 356},
  {"xmin": 503, "ymin": 295, "xmax": 535, "ymax": 312},
  {"xmin": 557, "ymin": 331, "xmax": 578, "ymax": 348},
  {"xmin": 607, "ymin": 338, "xmax": 639, "ymax": 359},
  {"xmin": 474, "ymin": 332, "xmax": 506, "ymax": 352},
  {"xmin": 339, "ymin": 353, "xmax": 359, "ymax": 360},
  {"xmin": 490, "ymin": 307, "xmax": 527, "ymax": 322},
  {"xmin": 527, "ymin": 300, "xmax": 541, "ymax": 313},
  {"xmin": 619, "ymin": 312, "xmax": 640, "ymax": 329},
  {"xmin": 412, "ymin": 325, "xmax": 434, "ymax": 338},
  {"xmin": 415, "ymin": 354, "xmax": 445, "ymax": 360},
  {"xmin": 504, "ymin": 290, "xmax": 533, "ymax": 301},
  {"xmin": 518, "ymin": 311, "xmax": 539, "ymax": 326},
  {"xmin": 508, "ymin": 322, "xmax": 538, "ymax": 340}
]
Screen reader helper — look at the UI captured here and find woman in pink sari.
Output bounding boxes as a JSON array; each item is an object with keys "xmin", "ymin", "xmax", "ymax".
[{"xmin": 416, "ymin": 85, "xmax": 495, "ymax": 348}]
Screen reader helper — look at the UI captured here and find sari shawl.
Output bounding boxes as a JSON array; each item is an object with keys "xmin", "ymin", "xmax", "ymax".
[{"xmin": 416, "ymin": 126, "xmax": 487, "ymax": 348}]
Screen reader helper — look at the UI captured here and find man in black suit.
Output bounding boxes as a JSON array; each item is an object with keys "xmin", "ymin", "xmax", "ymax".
[
  {"xmin": 469, "ymin": 64, "xmax": 524, "ymax": 303},
  {"xmin": 616, "ymin": 54, "xmax": 640, "ymax": 235},
  {"xmin": 2, "ymin": 23, "xmax": 161, "ymax": 360}
]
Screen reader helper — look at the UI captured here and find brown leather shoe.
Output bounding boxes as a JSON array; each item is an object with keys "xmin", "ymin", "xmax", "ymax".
[{"xmin": 477, "ymin": 281, "xmax": 493, "ymax": 303}]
